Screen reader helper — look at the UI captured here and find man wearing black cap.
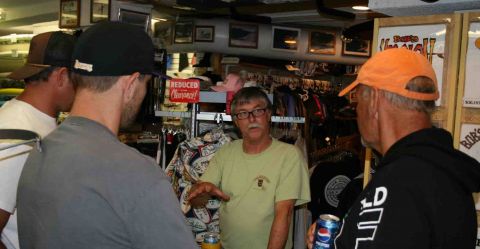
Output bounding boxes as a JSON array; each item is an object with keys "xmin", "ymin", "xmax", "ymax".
[
  {"xmin": 0, "ymin": 31, "xmax": 76, "ymax": 249},
  {"xmin": 16, "ymin": 22, "xmax": 197, "ymax": 249}
]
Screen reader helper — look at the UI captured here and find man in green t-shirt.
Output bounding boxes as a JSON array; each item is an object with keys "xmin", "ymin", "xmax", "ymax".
[{"xmin": 188, "ymin": 87, "xmax": 310, "ymax": 249}]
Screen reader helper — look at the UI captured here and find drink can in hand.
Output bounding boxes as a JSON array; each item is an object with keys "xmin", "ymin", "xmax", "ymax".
[
  {"xmin": 201, "ymin": 232, "xmax": 221, "ymax": 249},
  {"xmin": 313, "ymin": 214, "xmax": 341, "ymax": 249}
]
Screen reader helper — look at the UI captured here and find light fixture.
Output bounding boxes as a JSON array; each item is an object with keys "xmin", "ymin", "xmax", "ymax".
[
  {"xmin": 352, "ymin": 6, "xmax": 370, "ymax": 11},
  {"xmin": 151, "ymin": 18, "xmax": 168, "ymax": 26},
  {"xmin": 172, "ymin": 5, "xmax": 195, "ymax": 11},
  {"xmin": 284, "ymin": 39, "xmax": 297, "ymax": 44}
]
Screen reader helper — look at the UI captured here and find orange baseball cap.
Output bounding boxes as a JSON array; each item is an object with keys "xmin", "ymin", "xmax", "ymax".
[{"xmin": 338, "ymin": 48, "xmax": 439, "ymax": 101}]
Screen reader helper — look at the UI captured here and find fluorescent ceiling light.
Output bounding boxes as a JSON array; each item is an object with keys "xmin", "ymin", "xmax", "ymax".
[{"xmin": 352, "ymin": 6, "xmax": 370, "ymax": 11}]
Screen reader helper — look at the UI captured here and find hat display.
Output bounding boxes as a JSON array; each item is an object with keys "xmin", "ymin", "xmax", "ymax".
[
  {"xmin": 72, "ymin": 21, "xmax": 155, "ymax": 76},
  {"xmin": 211, "ymin": 73, "xmax": 244, "ymax": 93},
  {"xmin": 8, "ymin": 31, "xmax": 75, "ymax": 80},
  {"xmin": 338, "ymin": 48, "xmax": 439, "ymax": 101}
]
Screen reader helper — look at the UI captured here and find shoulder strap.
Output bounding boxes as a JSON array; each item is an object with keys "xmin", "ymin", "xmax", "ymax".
[{"xmin": 0, "ymin": 129, "xmax": 41, "ymax": 152}]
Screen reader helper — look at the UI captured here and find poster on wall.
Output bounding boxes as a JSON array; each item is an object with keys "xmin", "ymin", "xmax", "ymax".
[
  {"xmin": 459, "ymin": 123, "xmax": 480, "ymax": 211},
  {"xmin": 459, "ymin": 123, "xmax": 480, "ymax": 162},
  {"xmin": 463, "ymin": 22, "xmax": 480, "ymax": 108},
  {"xmin": 378, "ymin": 24, "xmax": 446, "ymax": 106}
]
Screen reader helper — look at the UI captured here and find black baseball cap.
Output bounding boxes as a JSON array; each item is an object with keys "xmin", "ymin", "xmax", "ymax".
[
  {"xmin": 8, "ymin": 31, "xmax": 75, "ymax": 80},
  {"xmin": 72, "ymin": 21, "xmax": 155, "ymax": 76}
]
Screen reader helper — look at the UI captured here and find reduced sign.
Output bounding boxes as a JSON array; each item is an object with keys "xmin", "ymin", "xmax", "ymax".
[{"xmin": 169, "ymin": 79, "xmax": 200, "ymax": 103}]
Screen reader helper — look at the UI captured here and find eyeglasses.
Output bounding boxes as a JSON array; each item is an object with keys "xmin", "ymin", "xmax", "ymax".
[{"xmin": 233, "ymin": 108, "xmax": 267, "ymax": 120}]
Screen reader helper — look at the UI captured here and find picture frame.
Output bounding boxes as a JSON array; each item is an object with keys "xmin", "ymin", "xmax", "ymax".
[
  {"xmin": 174, "ymin": 21, "xmax": 194, "ymax": 44},
  {"xmin": 342, "ymin": 39, "xmax": 371, "ymax": 57},
  {"xmin": 153, "ymin": 20, "xmax": 173, "ymax": 47},
  {"xmin": 90, "ymin": 0, "xmax": 110, "ymax": 23},
  {"xmin": 308, "ymin": 30, "xmax": 337, "ymax": 55},
  {"xmin": 194, "ymin": 26, "xmax": 215, "ymax": 42},
  {"xmin": 59, "ymin": 0, "xmax": 80, "ymax": 29},
  {"xmin": 229, "ymin": 23, "xmax": 258, "ymax": 49},
  {"xmin": 272, "ymin": 26, "xmax": 300, "ymax": 52},
  {"xmin": 118, "ymin": 9, "xmax": 150, "ymax": 32}
]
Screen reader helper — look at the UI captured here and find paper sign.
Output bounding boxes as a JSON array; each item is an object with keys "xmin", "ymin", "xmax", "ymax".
[
  {"xmin": 459, "ymin": 123, "xmax": 480, "ymax": 162},
  {"xmin": 463, "ymin": 22, "xmax": 480, "ymax": 108},
  {"xmin": 169, "ymin": 79, "xmax": 200, "ymax": 103}
]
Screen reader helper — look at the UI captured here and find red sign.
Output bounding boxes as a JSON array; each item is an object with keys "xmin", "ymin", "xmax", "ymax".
[{"xmin": 169, "ymin": 79, "xmax": 200, "ymax": 103}]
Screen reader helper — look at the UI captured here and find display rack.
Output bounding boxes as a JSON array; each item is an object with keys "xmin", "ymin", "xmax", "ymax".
[{"xmin": 155, "ymin": 91, "xmax": 305, "ymax": 138}]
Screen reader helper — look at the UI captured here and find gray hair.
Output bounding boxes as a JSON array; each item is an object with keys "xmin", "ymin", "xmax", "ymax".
[
  {"xmin": 361, "ymin": 76, "xmax": 436, "ymax": 114},
  {"xmin": 231, "ymin": 87, "xmax": 272, "ymax": 116}
]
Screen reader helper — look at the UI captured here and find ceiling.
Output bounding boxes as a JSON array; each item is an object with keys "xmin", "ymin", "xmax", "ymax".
[
  {"xmin": 0, "ymin": 0, "xmax": 382, "ymax": 39},
  {"xmin": 1, "ymin": 0, "xmax": 480, "ymax": 38},
  {"xmin": 147, "ymin": 0, "xmax": 383, "ymax": 39}
]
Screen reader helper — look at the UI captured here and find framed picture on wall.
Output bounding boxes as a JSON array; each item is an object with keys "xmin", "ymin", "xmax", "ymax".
[
  {"xmin": 308, "ymin": 30, "xmax": 336, "ymax": 54},
  {"xmin": 174, "ymin": 21, "xmax": 194, "ymax": 44},
  {"xmin": 59, "ymin": 0, "xmax": 80, "ymax": 29},
  {"xmin": 229, "ymin": 23, "xmax": 258, "ymax": 49},
  {"xmin": 90, "ymin": 0, "xmax": 110, "ymax": 23},
  {"xmin": 118, "ymin": 9, "xmax": 150, "ymax": 32},
  {"xmin": 272, "ymin": 26, "xmax": 300, "ymax": 52},
  {"xmin": 342, "ymin": 39, "xmax": 371, "ymax": 57},
  {"xmin": 154, "ymin": 20, "xmax": 173, "ymax": 47},
  {"xmin": 194, "ymin": 26, "xmax": 215, "ymax": 42}
]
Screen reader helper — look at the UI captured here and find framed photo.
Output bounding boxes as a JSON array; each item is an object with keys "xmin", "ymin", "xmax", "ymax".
[
  {"xmin": 153, "ymin": 20, "xmax": 173, "ymax": 47},
  {"xmin": 229, "ymin": 23, "xmax": 258, "ymax": 49},
  {"xmin": 272, "ymin": 26, "xmax": 300, "ymax": 52},
  {"xmin": 174, "ymin": 21, "xmax": 194, "ymax": 44},
  {"xmin": 308, "ymin": 30, "xmax": 336, "ymax": 55},
  {"xmin": 59, "ymin": 0, "xmax": 80, "ymax": 29},
  {"xmin": 342, "ymin": 39, "xmax": 371, "ymax": 57},
  {"xmin": 90, "ymin": 0, "xmax": 110, "ymax": 23},
  {"xmin": 194, "ymin": 26, "xmax": 215, "ymax": 42},
  {"xmin": 118, "ymin": 9, "xmax": 150, "ymax": 32}
]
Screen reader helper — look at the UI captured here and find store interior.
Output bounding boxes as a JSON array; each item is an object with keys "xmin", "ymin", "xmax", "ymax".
[{"xmin": 1, "ymin": 0, "xmax": 480, "ymax": 246}]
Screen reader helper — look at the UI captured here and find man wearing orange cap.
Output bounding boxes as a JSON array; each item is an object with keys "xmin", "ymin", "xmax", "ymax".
[{"xmin": 307, "ymin": 48, "xmax": 480, "ymax": 249}]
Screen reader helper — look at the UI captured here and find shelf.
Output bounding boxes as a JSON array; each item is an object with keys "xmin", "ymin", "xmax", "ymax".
[
  {"xmin": 200, "ymin": 92, "xmax": 227, "ymax": 103},
  {"xmin": 197, "ymin": 112, "xmax": 233, "ymax": 122},
  {"xmin": 196, "ymin": 112, "xmax": 305, "ymax": 123},
  {"xmin": 154, "ymin": 111, "xmax": 191, "ymax": 118},
  {"xmin": 271, "ymin": 116, "xmax": 305, "ymax": 123},
  {"xmin": 200, "ymin": 91, "xmax": 274, "ymax": 103}
]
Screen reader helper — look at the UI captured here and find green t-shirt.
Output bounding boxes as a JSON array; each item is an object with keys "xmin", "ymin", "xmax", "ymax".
[{"xmin": 201, "ymin": 139, "xmax": 310, "ymax": 249}]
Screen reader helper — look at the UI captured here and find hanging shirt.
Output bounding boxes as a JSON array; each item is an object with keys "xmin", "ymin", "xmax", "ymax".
[{"xmin": 165, "ymin": 128, "xmax": 232, "ymax": 243}]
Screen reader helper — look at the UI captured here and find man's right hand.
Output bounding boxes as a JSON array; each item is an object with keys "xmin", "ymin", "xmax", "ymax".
[
  {"xmin": 306, "ymin": 222, "xmax": 316, "ymax": 249},
  {"xmin": 187, "ymin": 182, "xmax": 230, "ymax": 204}
]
